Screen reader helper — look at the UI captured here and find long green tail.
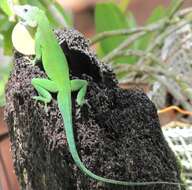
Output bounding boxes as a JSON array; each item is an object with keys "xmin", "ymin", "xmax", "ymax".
[{"xmin": 57, "ymin": 91, "xmax": 182, "ymax": 187}]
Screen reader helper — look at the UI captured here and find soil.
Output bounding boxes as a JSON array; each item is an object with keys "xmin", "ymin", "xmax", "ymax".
[{"xmin": 4, "ymin": 28, "xmax": 183, "ymax": 190}]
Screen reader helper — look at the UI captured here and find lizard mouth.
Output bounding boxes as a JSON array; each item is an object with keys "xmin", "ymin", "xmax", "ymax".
[
  {"xmin": 21, "ymin": 18, "xmax": 26, "ymax": 22},
  {"xmin": 19, "ymin": 20, "xmax": 37, "ymax": 28},
  {"xmin": 19, "ymin": 20, "xmax": 27, "ymax": 26}
]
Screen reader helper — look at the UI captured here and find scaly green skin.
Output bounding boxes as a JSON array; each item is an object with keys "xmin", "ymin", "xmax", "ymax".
[{"xmin": 13, "ymin": 5, "xmax": 182, "ymax": 187}]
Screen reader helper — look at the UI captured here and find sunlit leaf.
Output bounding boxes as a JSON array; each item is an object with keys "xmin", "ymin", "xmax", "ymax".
[
  {"xmin": 0, "ymin": 0, "xmax": 13, "ymax": 16},
  {"xmin": 125, "ymin": 11, "xmax": 139, "ymax": 64},
  {"xmin": 0, "ymin": 61, "xmax": 11, "ymax": 107},
  {"xmin": 166, "ymin": 0, "xmax": 177, "ymax": 14},
  {"xmin": 0, "ymin": 80, "xmax": 6, "ymax": 107},
  {"xmin": 138, "ymin": 6, "xmax": 167, "ymax": 50},
  {"xmin": 54, "ymin": 2, "xmax": 73, "ymax": 27},
  {"xmin": 147, "ymin": 6, "xmax": 167, "ymax": 23},
  {"xmin": 95, "ymin": 2, "xmax": 128, "ymax": 59},
  {"xmin": 118, "ymin": 0, "xmax": 131, "ymax": 13},
  {"xmin": 1, "ymin": 22, "xmax": 14, "ymax": 55}
]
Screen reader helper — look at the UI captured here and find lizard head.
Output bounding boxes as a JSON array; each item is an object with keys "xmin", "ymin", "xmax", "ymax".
[{"xmin": 13, "ymin": 5, "xmax": 41, "ymax": 28}]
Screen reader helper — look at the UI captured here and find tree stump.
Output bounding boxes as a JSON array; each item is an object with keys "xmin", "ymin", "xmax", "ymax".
[{"xmin": 4, "ymin": 29, "xmax": 183, "ymax": 190}]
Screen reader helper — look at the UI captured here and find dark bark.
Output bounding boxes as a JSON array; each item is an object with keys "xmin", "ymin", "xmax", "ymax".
[{"xmin": 4, "ymin": 29, "xmax": 183, "ymax": 190}]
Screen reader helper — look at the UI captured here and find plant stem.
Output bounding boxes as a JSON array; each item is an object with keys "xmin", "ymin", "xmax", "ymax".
[
  {"xmin": 107, "ymin": 49, "xmax": 164, "ymax": 64},
  {"xmin": 102, "ymin": 0, "xmax": 185, "ymax": 64},
  {"xmin": 41, "ymin": 0, "xmax": 68, "ymax": 27},
  {"xmin": 101, "ymin": 20, "xmax": 187, "ymax": 64},
  {"xmin": 90, "ymin": 0, "xmax": 186, "ymax": 45},
  {"xmin": 90, "ymin": 21, "xmax": 163, "ymax": 45},
  {"xmin": 154, "ymin": 75, "xmax": 192, "ymax": 111},
  {"xmin": 168, "ymin": 0, "xmax": 185, "ymax": 20},
  {"xmin": 177, "ymin": 7, "xmax": 192, "ymax": 17},
  {"xmin": 102, "ymin": 31, "xmax": 146, "ymax": 63},
  {"xmin": 117, "ymin": 64, "xmax": 192, "ymax": 111}
]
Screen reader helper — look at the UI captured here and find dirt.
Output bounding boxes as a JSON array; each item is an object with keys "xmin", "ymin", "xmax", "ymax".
[{"xmin": 4, "ymin": 28, "xmax": 183, "ymax": 190}]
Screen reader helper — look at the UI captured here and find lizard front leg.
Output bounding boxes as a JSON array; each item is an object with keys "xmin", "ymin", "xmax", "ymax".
[
  {"xmin": 31, "ymin": 78, "xmax": 58, "ymax": 110},
  {"xmin": 70, "ymin": 79, "xmax": 88, "ymax": 106}
]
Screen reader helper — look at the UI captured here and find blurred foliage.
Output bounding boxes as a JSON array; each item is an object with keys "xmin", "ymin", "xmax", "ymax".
[
  {"xmin": 94, "ymin": 1, "xmax": 174, "ymax": 62},
  {"xmin": 93, "ymin": 0, "xmax": 192, "ymax": 111},
  {"xmin": 118, "ymin": 0, "xmax": 131, "ymax": 12},
  {"xmin": 137, "ymin": 6, "xmax": 167, "ymax": 51},
  {"xmin": 95, "ymin": 2, "xmax": 138, "ymax": 64},
  {"xmin": 95, "ymin": 3, "xmax": 127, "ymax": 60},
  {"xmin": 0, "ymin": 0, "xmax": 14, "ymax": 16},
  {"xmin": 0, "ymin": 57, "xmax": 11, "ymax": 106}
]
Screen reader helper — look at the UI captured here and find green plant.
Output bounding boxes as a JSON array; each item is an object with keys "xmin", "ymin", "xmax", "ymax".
[{"xmin": 92, "ymin": 0, "xmax": 184, "ymax": 65}]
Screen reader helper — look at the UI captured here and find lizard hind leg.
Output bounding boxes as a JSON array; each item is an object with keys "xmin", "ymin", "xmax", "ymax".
[
  {"xmin": 70, "ymin": 79, "xmax": 88, "ymax": 106},
  {"xmin": 31, "ymin": 78, "xmax": 58, "ymax": 110}
]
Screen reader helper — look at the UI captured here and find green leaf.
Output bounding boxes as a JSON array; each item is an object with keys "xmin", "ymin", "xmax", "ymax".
[
  {"xmin": 138, "ymin": 6, "xmax": 167, "ymax": 50},
  {"xmin": 0, "ymin": 80, "xmax": 6, "ymax": 107},
  {"xmin": 147, "ymin": 5, "xmax": 167, "ymax": 23},
  {"xmin": 54, "ymin": 2, "xmax": 73, "ymax": 27},
  {"xmin": 0, "ymin": 14, "xmax": 14, "ymax": 55},
  {"xmin": 0, "ymin": 0, "xmax": 13, "ymax": 16},
  {"xmin": 126, "ymin": 12, "xmax": 138, "ymax": 47},
  {"xmin": 167, "ymin": 0, "xmax": 177, "ymax": 14},
  {"xmin": 124, "ymin": 11, "xmax": 139, "ymax": 64},
  {"xmin": 95, "ymin": 2, "xmax": 140, "ymax": 64},
  {"xmin": 19, "ymin": 0, "xmax": 44, "ymax": 7},
  {"xmin": 0, "ymin": 61, "xmax": 11, "ymax": 107},
  {"xmin": 118, "ymin": 0, "xmax": 131, "ymax": 12},
  {"xmin": 95, "ymin": 2, "xmax": 128, "ymax": 56},
  {"xmin": 2, "ymin": 22, "xmax": 14, "ymax": 55}
]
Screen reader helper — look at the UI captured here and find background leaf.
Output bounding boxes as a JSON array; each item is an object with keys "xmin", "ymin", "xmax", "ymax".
[
  {"xmin": 138, "ymin": 5, "xmax": 167, "ymax": 50},
  {"xmin": 0, "ymin": 54, "xmax": 11, "ymax": 107},
  {"xmin": 95, "ymin": 2, "xmax": 140, "ymax": 64},
  {"xmin": 118, "ymin": 0, "xmax": 131, "ymax": 13},
  {"xmin": 147, "ymin": 5, "xmax": 167, "ymax": 23},
  {"xmin": 95, "ymin": 2, "xmax": 128, "ymax": 56},
  {"xmin": 0, "ymin": 0, "xmax": 13, "ymax": 16}
]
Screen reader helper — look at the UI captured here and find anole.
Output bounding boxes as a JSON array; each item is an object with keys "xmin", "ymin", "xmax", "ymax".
[{"xmin": 13, "ymin": 5, "xmax": 182, "ymax": 187}]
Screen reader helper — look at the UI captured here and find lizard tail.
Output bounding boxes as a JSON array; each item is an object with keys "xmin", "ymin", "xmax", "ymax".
[{"xmin": 57, "ymin": 91, "xmax": 182, "ymax": 187}]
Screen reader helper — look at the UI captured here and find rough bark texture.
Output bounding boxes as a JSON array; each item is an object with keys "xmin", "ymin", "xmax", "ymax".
[{"xmin": 4, "ymin": 29, "xmax": 183, "ymax": 190}]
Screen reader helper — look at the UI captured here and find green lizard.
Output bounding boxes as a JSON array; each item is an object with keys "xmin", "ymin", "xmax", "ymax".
[{"xmin": 13, "ymin": 5, "xmax": 182, "ymax": 187}]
